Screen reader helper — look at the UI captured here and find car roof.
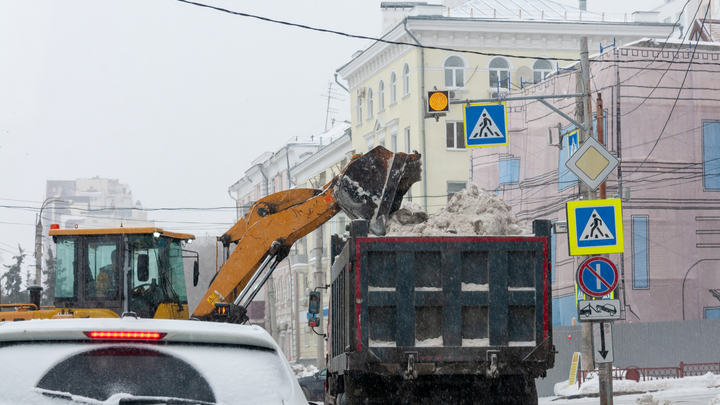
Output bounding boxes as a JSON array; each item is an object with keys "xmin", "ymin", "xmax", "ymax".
[{"xmin": 0, "ymin": 317, "xmax": 276, "ymax": 349}]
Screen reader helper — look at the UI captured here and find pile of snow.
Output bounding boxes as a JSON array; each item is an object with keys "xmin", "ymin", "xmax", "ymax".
[
  {"xmin": 291, "ymin": 363, "xmax": 319, "ymax": 378},
  {"xmin": 554, "ymin": 371, "xmax": 719, "ymax": 397},
  {"xmin": 385, "ymin": 182, "xmax": 531, "ymax": 236},
  {"xmin": 634, "ymin": 394, "xmax": 673, "ymax": 405},
  {"xmin": 710, "ymin": 394, "xmax": 720, "ymax": 405}
]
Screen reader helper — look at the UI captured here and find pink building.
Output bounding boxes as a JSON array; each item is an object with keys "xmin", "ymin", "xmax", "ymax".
[{"xmin": 470, "ymin": 39, "xmax": 720, "ymax": 324}]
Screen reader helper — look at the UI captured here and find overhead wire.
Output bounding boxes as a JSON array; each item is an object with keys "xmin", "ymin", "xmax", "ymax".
[
  {"xmin": 171, "ymin": 0, "xmax": 720, "ymax": 67},
  {"xmin": 627, "ymin": 3, "xmax": 711, "ymax": 177}
]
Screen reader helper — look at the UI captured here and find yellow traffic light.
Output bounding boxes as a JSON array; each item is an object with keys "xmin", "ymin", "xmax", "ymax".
[{"xmin": 427, "ymin": 91, "xmax": 449, "ymax": 113}]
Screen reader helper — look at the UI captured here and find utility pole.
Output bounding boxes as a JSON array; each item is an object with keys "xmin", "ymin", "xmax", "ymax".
[
  {"xmin": 578, "ymin": 37, "xmax": 594, "ymax": 373},
  {"xmin": 313, "ymin": 225, "xmax": 326, "ymax": 369},
  {"xmin": 596, "ymin": 93, "xmax": 613, "ymax": 405}
]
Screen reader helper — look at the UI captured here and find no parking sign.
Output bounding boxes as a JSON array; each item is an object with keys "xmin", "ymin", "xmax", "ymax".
[{"xmin": 576, "ymin": 257, "xmax": 618, "ymax": 297}]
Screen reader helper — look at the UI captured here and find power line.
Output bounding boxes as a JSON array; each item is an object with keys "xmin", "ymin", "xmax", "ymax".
[
  {"xmin": 628, "ymin": 4, "xmax": 711, "ymax": 177},
  {"xmin": 173, "ymin": 0, "xmax": 717, "ymax": 67}
]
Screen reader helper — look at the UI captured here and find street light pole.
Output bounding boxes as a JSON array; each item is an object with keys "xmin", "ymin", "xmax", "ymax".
[{"xmin": 35, "ymin": 197, "xmax": 71, "ymax": 286}]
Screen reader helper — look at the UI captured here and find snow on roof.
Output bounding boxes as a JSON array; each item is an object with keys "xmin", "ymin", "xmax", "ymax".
[
  {"xmin": 0, "ymin": 317, "xmax": 277, "ymax": 349},
  {"xmin": 451, "ymin": 0, "xmax": 620, "ymax": 22}
]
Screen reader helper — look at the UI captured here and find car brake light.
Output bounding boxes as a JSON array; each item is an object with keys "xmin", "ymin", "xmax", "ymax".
[{"xmin": 84, "ymin": 331, "xmax": 167, "ymax": 340}]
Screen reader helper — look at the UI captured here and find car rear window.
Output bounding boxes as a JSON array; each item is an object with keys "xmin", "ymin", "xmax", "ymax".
[
  {"xmin": 37, "ymin": 347, "xmax": 215, "ymax": 402},
  {"xmin": 0, "ymin": 342, "xmax": 295, "ymax": 404}
]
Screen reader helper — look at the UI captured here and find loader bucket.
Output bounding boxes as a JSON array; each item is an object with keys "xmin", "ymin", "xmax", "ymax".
[{"xmin": 333, "ymin": 146, "xmax": 422, "ymax": 235}]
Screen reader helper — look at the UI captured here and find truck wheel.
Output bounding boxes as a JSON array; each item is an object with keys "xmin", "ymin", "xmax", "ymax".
[{"xmin": 521, "ymin": 378, "xmax": 538, "ymax": 405}]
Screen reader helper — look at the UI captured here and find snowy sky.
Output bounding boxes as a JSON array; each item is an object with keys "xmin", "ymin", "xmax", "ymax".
[{"xmin": 0, "ymin": 0, "xmax": 662, "ymax": 270}]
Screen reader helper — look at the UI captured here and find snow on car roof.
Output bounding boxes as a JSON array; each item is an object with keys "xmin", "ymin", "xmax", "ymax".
[{"xmin": 0, "ymin": 317, "xmax": 276, "ymax": 349}]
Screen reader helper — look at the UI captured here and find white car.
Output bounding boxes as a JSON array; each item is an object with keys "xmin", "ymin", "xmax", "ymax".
[{"xmin": 0, "ymin": 315, "xmax": 309, "ymax": 405}]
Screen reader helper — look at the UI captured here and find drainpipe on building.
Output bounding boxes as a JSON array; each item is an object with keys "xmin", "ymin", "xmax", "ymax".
[
  {"xmin": 255, "ymin": 163, "xmax": 269, "ymax": 198},
  {"xmin": 334, "ymin": 73, "xmax": 348, "ymax": 93},
  {"xmin": 227, "ymin": 190, "xmax": 238, "ymax": 222},
  {"xmin": 404, "ymin": 19, "xmax": 428, "ymax": 212}
]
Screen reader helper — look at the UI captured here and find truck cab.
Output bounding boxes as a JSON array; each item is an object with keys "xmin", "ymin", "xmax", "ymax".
[{"xmin": 50, "ymin": 227, "xmax": 196, "ymax": 319}]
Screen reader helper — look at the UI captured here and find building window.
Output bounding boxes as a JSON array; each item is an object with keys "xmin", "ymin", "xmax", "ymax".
[
  {"xmin": 366, "ymin": 87, "xmax": 373, "ymax": 118},
  {"xmin": 446, "ymin": 121, "xmax": 465, "ymax": 149},
  {"xmin": 489, "ymin": 57, "xmax": 510, "ymax": 90},
  {"xmin": 447, "ymin": 181, "xmax": 466, "ymax": 201},
  {"xmin": 552, "ymin": 294, "xmax": 576, "ymax": 326},
  {"xmin": 391, "ymin": 133, "xmax": 397, "ymax": 153},
  {"xmin": 557, "ymin": 129, "xmax": 579, "ymax": 191},
  {"xmin": 632, "ymin": 216, "xmax": 649, "ymax": 289},
  {"xmin": 444, "ymin": 56, "xmax": 465, "ymax": 87},
  {"xmin": 356, "ymin": 96, "xmax": 362, "ymax": 123},
  {"xmin": 378, "ymin": 80, "xmax": 385, "ymax": 111},
  {"xmin": 499, "ymin": 158, "xmax": 520, "ymax": 185},
  {"xmin": 402, "ymin": 63, "xmax": 410, "ymax": 96},
  {"xmin": 703, "ymin": 121, "xmax": 720, "ymax": 190},
  {"xmin": 705, "ymin": 307, "xmax": 720, "ymax": 319},
  {"xmin": 390, "ymin": 72, "xmax": 397, "ymax": 104},
  {"xmin": 533, "ymin": 59, "xmax": 553, "ymax": 83},
  {"xmin": 404, "ymin": 127, "xmax": 411, "ymax": 153}
]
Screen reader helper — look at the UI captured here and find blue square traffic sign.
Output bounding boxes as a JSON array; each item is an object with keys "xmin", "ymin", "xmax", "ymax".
[
  {"xmin": 566, "ymin": 199, "xmax": 624, "ymax": 256},
  {"xmin": 463, "ymin": 102, "xmax": 508, "ymax": 148},
  {"xmin": 574, "ymin": 205, "xmax": 617, "ymax": 248}
]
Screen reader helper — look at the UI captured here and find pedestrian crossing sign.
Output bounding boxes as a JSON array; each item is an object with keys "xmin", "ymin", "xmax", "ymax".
[
  {"xmin": 566, "ymin": 198, "xmax": 624, "ymax": 256},
  {"xmin": 463, "ymin": 102, "xmax": 508, "ymax": 148}
]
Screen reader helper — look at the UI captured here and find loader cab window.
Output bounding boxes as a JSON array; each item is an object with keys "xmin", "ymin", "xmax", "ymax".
[
  {"xmin": 86, "ymin": 239, "xmax": 121, "ymax": 299},
  {"xmin": 55, "ymin": 239, "xmax": 76, "ymax": 299},
  {"xmin": 128, "ymin": 235, "xmax": 187, "ymax": 317}
]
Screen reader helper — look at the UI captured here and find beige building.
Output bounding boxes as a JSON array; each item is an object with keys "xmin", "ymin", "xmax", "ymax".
[
  {"xmin": 290, "ymin": 129, "xmax": 353, "ymax": 366},
  {"xmin": 336, "ymin": 0, "xmax": 673, "ymax": 214},
  {"xmin": 227, "ymin": 124, "xmax": 350, "ymax": 365}
]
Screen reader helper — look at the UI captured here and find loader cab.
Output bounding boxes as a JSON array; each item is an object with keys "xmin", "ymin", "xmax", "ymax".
[{"xmin": 50, "ymin": 227, "xmax": 195, "ymax": 319}]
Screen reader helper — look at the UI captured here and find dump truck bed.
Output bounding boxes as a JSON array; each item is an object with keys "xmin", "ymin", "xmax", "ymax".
[{"xmin": 328, "ymin": 220, "xmax": 553, "ymax": 381}]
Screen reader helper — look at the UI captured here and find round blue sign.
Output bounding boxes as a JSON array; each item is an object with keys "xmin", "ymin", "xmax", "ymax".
[{"xmin": 576, "ymin": 257, "xmax": 618, "ymax": 297}]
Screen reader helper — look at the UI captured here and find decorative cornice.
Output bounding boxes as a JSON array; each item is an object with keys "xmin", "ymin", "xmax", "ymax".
[{"xmin": 338, "ymin": 17, "xmax": 674, "ymax": 90}]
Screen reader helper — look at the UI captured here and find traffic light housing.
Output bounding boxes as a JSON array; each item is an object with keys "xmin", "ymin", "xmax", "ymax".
[
  {"xmin": 308, "ymin": 291, "xmax": 321, "ymax": 315},
  {"xmin": 427, "ymin": 90, "xmax": 449, "ymax": 113}
]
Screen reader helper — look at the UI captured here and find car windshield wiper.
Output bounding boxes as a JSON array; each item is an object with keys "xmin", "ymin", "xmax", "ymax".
[
  {"xmin": 38, "ymin": 389, "xmax": 215, "ymax": 405},
  {"xmin": 119, "ymin": 397, "xmax": 215, "ymax": 405}
]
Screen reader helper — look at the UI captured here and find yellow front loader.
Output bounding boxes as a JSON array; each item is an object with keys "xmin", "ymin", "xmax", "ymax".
[{"xmin": 0, "ymin": 146, "xmax": 421, "ymax": 323}]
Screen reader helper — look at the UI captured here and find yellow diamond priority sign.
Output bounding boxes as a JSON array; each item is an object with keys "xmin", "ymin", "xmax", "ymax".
[{"xmin": 565, "ymin": 136, "xmax": 618, "ymax": 190}]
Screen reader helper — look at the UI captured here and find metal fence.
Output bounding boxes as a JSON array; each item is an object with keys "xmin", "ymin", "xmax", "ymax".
[
  {"xmin": 535, "ymin": 318, "xmax": 720, "ymax": 397},
  {"xmin": 577, "ymin": 361, "xmax": 720, "ymax": 386}
]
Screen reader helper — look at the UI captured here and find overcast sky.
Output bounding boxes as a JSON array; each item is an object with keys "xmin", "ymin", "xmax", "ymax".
[{"xmin": 0, "ymin": 0, "xmax": 662, "ymax": 271}]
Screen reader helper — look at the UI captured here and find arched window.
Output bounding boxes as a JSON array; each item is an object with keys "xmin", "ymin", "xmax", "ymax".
[
  {"xmin": 402, "ymin": 64, "xmax": 410, "ymax": 96},
  {"xmin": 390, "ymin": 72, "xmax": 397, "ymax": 103},
  {"xmin": 356, "ymin": 96, "xmax": 362, "ymax": 123},
  {"xmin": 444, "ymin": 56, "xmax": 465, "ymax": 87},
  {"xmin": 378, "ymin": 80, "xmax": 385, "ymax": 111},
  {"xmin": 533, "ymin": 59, "xmax": 553, "ymax": 83},
  {"xmin": 367, "ymin": 87, "xmax": 374, "ymax": 118},
  {"xmin": 489, "ymin": 58, "xmax": 510, "ymax": 90}
]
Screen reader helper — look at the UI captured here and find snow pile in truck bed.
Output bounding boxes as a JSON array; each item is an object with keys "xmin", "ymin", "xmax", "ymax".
[{"xmin": 385, "ymin": 182, "xmax": 531, "ymax": 236}]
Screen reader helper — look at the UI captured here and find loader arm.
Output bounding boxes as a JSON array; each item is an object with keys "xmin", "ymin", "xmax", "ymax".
[
  {"xmin": 193, "ymin": 187, "xmax": 339, "ymax": 318},
  {"xmin": 193, "ymin": 146, "xmax": 422, "ymax": 321}
]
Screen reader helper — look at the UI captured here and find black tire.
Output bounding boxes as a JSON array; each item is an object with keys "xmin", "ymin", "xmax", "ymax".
[{"xmin": 301, "ymin": 386, "xmax": 311, "ymax": 400}]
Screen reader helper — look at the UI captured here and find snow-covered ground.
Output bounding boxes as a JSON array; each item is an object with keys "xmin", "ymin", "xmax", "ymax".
[{"xmin": 542, "ymin": 373, "xmax": 720, "ymax": 405}]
